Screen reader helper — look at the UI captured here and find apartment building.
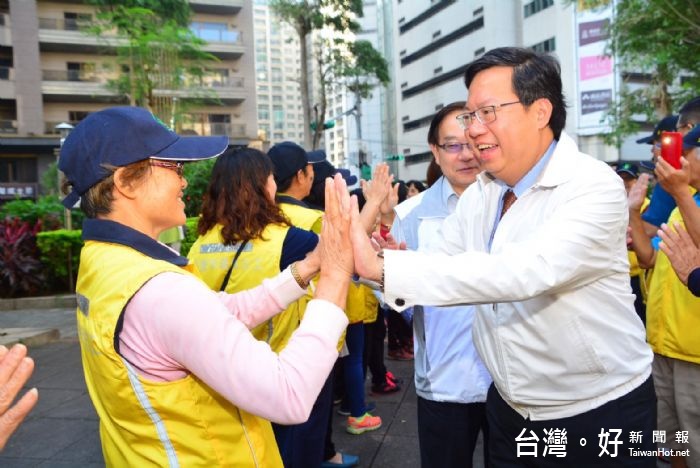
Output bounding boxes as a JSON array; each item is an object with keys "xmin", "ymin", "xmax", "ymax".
[
  {"xmin": 252, "ymin": 0, "xmax": 305, "ymax": 146},
  {"xmin": 324, "ymin": 0, "xmax": 384, "ymax": 183},
  {"xmin": 390, "ymin": 0, "xmax": 641, "ymax": 181},
  {"xmin": 0, "ymin": 0, "xmax": 256, "ymax": 200}
]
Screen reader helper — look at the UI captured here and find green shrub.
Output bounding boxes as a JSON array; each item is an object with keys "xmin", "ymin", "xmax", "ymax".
[
  {"xmin": 37, "ymin": 229, "xmax": 83, "ymax": 291},
  {"xmin": 183, "ymin": 158, "xmax": 215, "ymax": 217},
  {"xmin": 180, "ymin": 217, "xmax": 200, "ymax": 256},
  {"xmin": 0, "ymin": 196, "xmax": 84, "ymax": 230}
]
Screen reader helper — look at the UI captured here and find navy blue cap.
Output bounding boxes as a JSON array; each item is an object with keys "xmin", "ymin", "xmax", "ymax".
[
  {"xmin": 615, "ymin": 162, "xmax": 639, "ymax": 178},
  {"xmin": 59, "ymin": 106, "xmax": 228, "ymax": 208},
  {"xmin": 337, "ymin": 168, "xmax": 358, "ymax": 186},
  {"xmin": 682, "ymin": 125, "xmax": 700, "ymax": 150},
  {"xmin": 268, "ymin": 142, "xmax": 325, "ymax": 182},
  {"xmin": 636, "ymin": 115, "xmax": 679, "ymax": 144}
]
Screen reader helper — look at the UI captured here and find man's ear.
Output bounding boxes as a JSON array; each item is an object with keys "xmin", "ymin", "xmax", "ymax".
[
  {"xmin": 535, "ymin": 98, "xmax": 553, "ymax": 130},
  {"xmin": 113, "ymin": 168, "xmax": 138, "ymax": 200}
]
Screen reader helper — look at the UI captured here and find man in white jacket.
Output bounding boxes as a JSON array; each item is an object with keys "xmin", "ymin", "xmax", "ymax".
[{"xmin": 344, "ymin": 47, "xmax": 655, "ymax": 467}]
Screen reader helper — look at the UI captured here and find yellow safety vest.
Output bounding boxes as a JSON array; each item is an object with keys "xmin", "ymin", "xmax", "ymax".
[
  {"xmin": 278, "ymin": 197, "xmax": 323, "ymax": 234},
  {"xmin": 646, "ymin": 207, "xmax": 700, "ymax": 363},
  {"xmin": 346, "ymin": 282, "xmax": 379, "ymax": 324},
  {"xmin": 77, "ymin": 240, "xmax": 281, "ymax": 467},
  {"xmin": 188, "ymin": 223, "xmax": 313, "ymax": 352}
]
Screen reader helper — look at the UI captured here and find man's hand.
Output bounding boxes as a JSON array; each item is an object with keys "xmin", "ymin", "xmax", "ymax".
[
  {"xmin": 0, "ymin": 344, "xmax": 38, "ymax": 451},
  {"xmin": 658, "ymin": 222, "xmax": 700, "ymax": 285},
  {"xmin": 628, "ymin": 173, "xmax": 650, "ymax": 212},
  {"xmin": 655, "ymin": 156, "xmax": 690, "ymax": 200}
]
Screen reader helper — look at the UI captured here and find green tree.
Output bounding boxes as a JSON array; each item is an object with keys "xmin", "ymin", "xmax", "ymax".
[
  {"xmin": 270, "ymin": 0, "xmax": 373, "ymax": 149},
  {"xmin": 86, "ymin": 0, "xmax": 218, "ymax": 123},
  {"xmin": 577, "ymin": 0, "xmax": 700, "ymax": 144}
]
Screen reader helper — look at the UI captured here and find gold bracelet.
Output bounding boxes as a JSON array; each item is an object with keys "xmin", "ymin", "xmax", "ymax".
[{"xmin": 290, "ymin": 262, "xmax": 309, "ymax": 289}]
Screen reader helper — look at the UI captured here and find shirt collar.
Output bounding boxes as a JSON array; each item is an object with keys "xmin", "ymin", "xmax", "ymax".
[
  {"xmin": 82, "ymin": 218, "xmax": 189, "ymax": 267},
  {"xmin": 495, "ymin": 139, "xmax": 557, "ymax": 198},
  {"xmin": 439, "ymin": 176, "xmax": 460, "ymax": 206}
]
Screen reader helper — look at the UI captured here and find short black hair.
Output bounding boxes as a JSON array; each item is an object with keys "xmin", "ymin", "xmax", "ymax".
[
  {"xmin": 464, "ymin": 47, "xmax": 567, "ymax": 139},
  {"xmin": 427, "ymin": 101, "xmax": 466, "ymax": 146}
]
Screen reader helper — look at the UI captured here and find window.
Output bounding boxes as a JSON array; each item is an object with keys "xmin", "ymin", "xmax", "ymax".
[
  {"xmin": 258, "ymin": 106, "xmax": 270, "ymax": 120},
  {"xmin": 531, "ymin": 37, "xmax": 556, "ymax": 53},
  {"xmin": 524, "ymin": 0, "xmax": 553, "ymax": 18},
  {"xmin": 432, "ymin": 30, "xmax": 441, "ymax": 39},
  {"xmin": 474, "ymin": 47, "xmax": 485, "ymax": 57},
  {"xmin": 63, "ymin": 12, "xmax": 91, "ymax": 31},
  {"xmin": 434, "ymin": 66, "xmax": 443, "ymax": 74},
  {"xmin": 68, "ymin": 111, "xmax": 90, "ymax": 123}
]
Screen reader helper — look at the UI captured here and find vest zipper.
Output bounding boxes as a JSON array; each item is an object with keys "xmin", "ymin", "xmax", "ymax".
[{"xmin": 236, "ymin": 408, "xmax": 259, "ymax": 468}]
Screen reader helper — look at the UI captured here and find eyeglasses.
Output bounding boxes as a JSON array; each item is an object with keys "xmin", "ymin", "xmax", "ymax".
[
  {"xmin": 149, "ymin": 159, "xmax": 184, "ymax": 177},
  {"xmin": 436, "ymin": 143, "xmax": 471, "ymax": 154},
  {"xmin": 456, "ymin": 101, "xmax": 521, "ymax": 129}
]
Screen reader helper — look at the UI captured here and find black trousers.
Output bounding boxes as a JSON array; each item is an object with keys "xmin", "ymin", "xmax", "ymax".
[
  {"xmin": 363, "ymin": 312, "xmax": 387, "ymax": 386},
  {"xmin": 486, "ymin": 376, "xmax": 657, "ymax": 467},
  {"xmin": 417, "ymin": 396, "xmax": 489, "ymax": 468}
]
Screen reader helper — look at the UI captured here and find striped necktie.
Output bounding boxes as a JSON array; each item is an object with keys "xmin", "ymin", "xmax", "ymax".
[{"xmin": 500, "ymin": 189, "xmax": 517, "ymax": 219}]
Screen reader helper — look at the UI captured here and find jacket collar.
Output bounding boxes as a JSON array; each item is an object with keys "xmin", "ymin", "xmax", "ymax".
[
  {"xmin": 82, "ymin": 218, "xmax": 189, "ymax": 267},
  {"xmin": 476, "ymin": 131, "xmax": 578, "ymax": 193},
  {"xmin": 411, "ymin": 177, "xmax": 455, "ymax": 219}
]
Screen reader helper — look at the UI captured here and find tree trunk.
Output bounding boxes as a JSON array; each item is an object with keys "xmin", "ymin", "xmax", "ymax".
[{"xmin": 298, "ymin": 27, "xmax": 313, "ymax": 149}]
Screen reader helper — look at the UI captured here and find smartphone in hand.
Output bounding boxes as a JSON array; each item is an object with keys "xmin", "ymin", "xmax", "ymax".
[{"xmin": 660, "ymin": 131, "xmax": 683, "ymax": 169}]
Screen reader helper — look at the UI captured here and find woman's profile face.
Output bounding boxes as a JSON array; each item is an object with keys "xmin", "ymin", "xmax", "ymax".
[{"xmin": 265, "ymin": 173, "xmax": 277, "ymax": 203}]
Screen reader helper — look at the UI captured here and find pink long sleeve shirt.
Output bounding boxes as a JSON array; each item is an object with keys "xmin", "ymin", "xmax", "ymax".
[{"xmin": 119, "ymin": 268, "xmax": 348, "ymax": 424}]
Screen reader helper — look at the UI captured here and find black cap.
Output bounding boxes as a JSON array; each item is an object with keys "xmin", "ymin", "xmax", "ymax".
[{"xmin": 268, "ymin": 142, "xmax": 325, "ymax": 182}]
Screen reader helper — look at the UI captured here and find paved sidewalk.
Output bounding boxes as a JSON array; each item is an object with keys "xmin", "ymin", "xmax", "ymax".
[{"xmin": 0, "ymin": 307, "xmax": 485, "ymax": 467}]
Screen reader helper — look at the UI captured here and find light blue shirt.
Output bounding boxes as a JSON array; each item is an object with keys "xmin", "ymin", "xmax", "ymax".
[
  {"xmin": 391, "ymin": 177, "xmax": 491, "ymax": 403},
  {"xmin": 489, "ymin": 140, "xmax": 557, "ymax": 250}
]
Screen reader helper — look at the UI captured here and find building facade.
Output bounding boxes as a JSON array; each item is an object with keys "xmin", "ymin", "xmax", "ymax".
[
  {"xmin": 252, "ymin": 0, "xmax": 305, "ymax": 146},
  {"xmin": 0, "ymin": 0, "xmax": 256, "ymax": 200},
  {"xmin": 389, "ymin": 0, "xmax": 644, "ymax": 181}
]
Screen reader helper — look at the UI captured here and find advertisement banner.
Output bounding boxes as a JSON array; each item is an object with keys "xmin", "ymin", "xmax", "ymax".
[{"xmin": 575, "ymin": 1, "xmax": 615, "ymax": 135}]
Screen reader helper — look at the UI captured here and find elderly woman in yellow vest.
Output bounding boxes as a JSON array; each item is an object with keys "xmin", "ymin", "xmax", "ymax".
[
  {"xmin": 187, "ymin": 147, "xmax": 331, "ymax": 468},
  {"xmin": 58, "ymin": 106, "xmax": 352, "ymax": 467}
]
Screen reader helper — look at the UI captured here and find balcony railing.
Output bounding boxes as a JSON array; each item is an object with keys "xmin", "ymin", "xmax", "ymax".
[
  {"xmin": 38, "ymin": 17, "xmax": 92, "ymax": 32},
  {"xmin": 189, "ymin": 75, "xmax": 244, "ymax": 88},
  {"xmin": 42, "ymin": 69, "xmax": 102, "ymax": 82},
  {"xmin": 190, "ymin": 27, "xmax": 241, "ymax": 44}
]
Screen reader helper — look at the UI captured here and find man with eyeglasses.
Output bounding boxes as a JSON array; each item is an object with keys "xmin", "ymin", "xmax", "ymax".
[
  {"xmin": 341, "ymin": 47, "xmax": 655, "ymax": 466},
  {"xmin": 388, "ymin": 101, "xmax": 489, "ymax": 468}
]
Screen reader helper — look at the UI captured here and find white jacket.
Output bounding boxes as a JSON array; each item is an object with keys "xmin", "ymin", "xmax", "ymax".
[{"xmin": 384, "ymin": 132, "xmax": 652, "ymax": 420}]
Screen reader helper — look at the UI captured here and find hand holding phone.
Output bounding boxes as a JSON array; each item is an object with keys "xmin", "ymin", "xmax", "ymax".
[{"xmin": 660, "ymin": 131, "xmax": 682, "ymax": 169}]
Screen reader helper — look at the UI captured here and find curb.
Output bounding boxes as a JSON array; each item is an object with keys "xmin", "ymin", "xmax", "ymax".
[
  {"xmin": 0, "ymin": 328, "xmax": 61, "ymax": 347},
  {"xmin": 0, "ymin": 295, "xmax": 76, "ymax": 312}
]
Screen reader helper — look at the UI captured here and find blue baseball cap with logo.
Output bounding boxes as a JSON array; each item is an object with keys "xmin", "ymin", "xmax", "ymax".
[
  {"xmin": 682, "ymin": 124, "xmax": 700, "ymax": 150},
  {"xmin": 615, "ymin": 162, "xmax": 639, "ymax": 178},
  {"xmin": 636, "ymin": 115, "xmax": 679, "ymax": 144},
  {"xmin": 58, "ymin": 106, "xmax": 228, "ymax": 208}
]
